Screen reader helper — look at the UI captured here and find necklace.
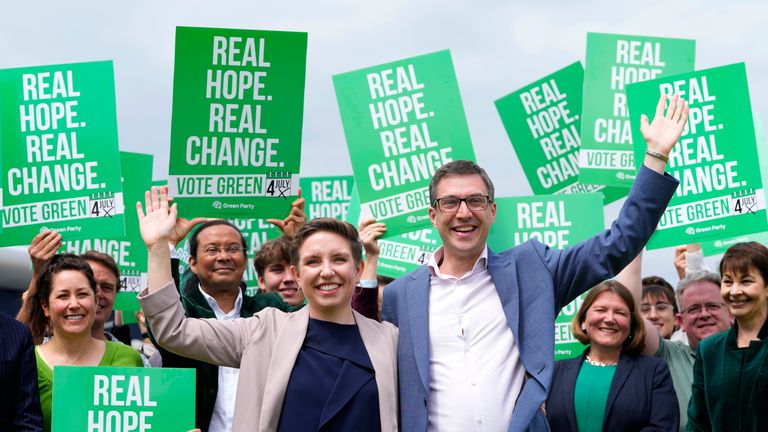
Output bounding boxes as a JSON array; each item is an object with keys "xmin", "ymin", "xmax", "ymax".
[
  {"xmin": 585, "ymin": 355, "xmax": 618, "ymax": 367},
  {"xmin": 53, "ymin": 343, "xmax": 89, "ymax": 366}
]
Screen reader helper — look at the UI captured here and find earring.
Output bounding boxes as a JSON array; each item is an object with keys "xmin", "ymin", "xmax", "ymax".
[{"xmin": 581, "ymin": 325, "xmax": 586, "ymax": 332}]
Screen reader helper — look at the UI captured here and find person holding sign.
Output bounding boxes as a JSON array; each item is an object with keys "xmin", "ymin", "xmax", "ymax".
[
  {"xmin": 25, "ymin": 254, "xmax": 143, "ymax": 432},
  {"xmin": 137, "ymin": 188, "xmax": 399, "ymax": 431},
  {"xmin": 688, "ymin": 242, "xmax": 768, "ymax": 431},
  {"xmin": 381, "ymin": 94, "xmax": 688, "ymax": 431},
  {"xmin": 545, "ymin": 281, "xmax": 679, "ymax": 431}
]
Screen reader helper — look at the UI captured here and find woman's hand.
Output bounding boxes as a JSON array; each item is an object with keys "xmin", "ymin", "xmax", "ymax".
[
  {"xmin": 640, "ymin": 93, "xmax": 689, "ymax": 156},
  {"xmin": 137, "ymin": 186, "xmax": 178, "ymax": 249},
  {"xmin": 358, "ymin": 218, "xmax": 386, "ymax": 257}
]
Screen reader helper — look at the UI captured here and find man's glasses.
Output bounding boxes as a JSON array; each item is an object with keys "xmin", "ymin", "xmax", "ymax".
[
  {"xmin": 432, "ymin": 195, "xmax": 492, "ymax": 213},
  {"xmin": 681, "ymin": 302, "xmax": 725, "ymax": 315},
  {"xmin": 202, "ymin": 245, "xmax": 245, "ymax": 257}
]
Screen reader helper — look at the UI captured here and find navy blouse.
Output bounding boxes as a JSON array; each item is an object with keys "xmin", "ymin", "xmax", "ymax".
[{"xmin": 277, "ymin": 318, "xmax": 381, "ymax": 432}]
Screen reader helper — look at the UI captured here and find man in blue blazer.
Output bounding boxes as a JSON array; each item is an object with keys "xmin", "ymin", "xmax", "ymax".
[
  {"xmin": 0, "ymin": 312, "xmax": 43, "ymax": 431},
  {"xmin": 381, "ymin": 95, "xmax": 688, "ymax": 431}
]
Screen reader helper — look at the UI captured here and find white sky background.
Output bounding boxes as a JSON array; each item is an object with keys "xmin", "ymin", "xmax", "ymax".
[{"xmin": 1, "ymin": 0, "xmax": 765, "ymax": 284}]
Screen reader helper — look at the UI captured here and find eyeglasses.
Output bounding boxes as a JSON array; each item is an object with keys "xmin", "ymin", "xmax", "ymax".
[
  {"xmin": 432, "ymin": 195, "xmax": 492, "ymax": 213},
  {"xmin": 639, "ymin": 302, "xmax": 674, "ymax": 314},
  {"xmin": 202, "ymin": 245, "xmax": 245, "ymax": 257},
  {"xmin": 682, "ymin": 302, "xmax": 725, "ymax": 315}
]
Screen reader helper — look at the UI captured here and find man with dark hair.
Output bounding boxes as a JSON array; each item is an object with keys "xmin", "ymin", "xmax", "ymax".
[
  {"xmin": 253, "ymin": 237, "xmax": 303, "ymax": 306},
  {"xmin": 382, "ymin": 94, "xmax": 688, "ymax": 431}
]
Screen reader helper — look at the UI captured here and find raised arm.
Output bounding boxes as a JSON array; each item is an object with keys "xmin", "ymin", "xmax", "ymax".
[
  {"xmin": 267, "ymin": 188, "xmax": 306, "ymax": 240},
  {"xmin": 16, "ymin": 230, "xmax": 61, "ymax": 328},
  {"xmin": 136, "ymin": 186, "xmax": 248, "ymax": 368},
  {"xmin": 352, "ymin": 218, "xmax": 387, "ymax": 320},
  {"xmin": 548, "ymin": 94, "xmax": 687, "ymax": 309},
  {"xmin": 615, "ymin": 251, "xmax": 659, "ymax": 355},
  {"xmin": 640, "ymin": 94, "xmax": 689, "ymax": 174}
]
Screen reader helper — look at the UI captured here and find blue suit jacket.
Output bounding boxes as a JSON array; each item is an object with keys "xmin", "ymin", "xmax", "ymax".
[
  {"xmin": 381, "ymin": 167, "xmax": 678, "ymax": 432},
  {"xmin": 0, "ymin": 312, "xmax": 43, "ymax": 431},
  {"xmin": 546, "ymin": 352, "xmax": 679, "ymax": 431}
]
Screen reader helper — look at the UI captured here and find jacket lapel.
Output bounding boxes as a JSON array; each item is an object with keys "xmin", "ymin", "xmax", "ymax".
[
  {"xmin": 406, "ymin": 267, "xmax": 432, "ymax": 395},
  {"xmin": 259, "ymin": 308, "xmax": 309, "ymax": 432},
  {"xmin": 603, "ymin": 352, "xmax": 635, "ymax": 425},
  {"xmin": 563, "ymin": 355, "xmax": 583, "ymax": 430},
  {"xmin": 487, "ymin": 250, "xmax": 520, "ymax": 340},
  {"xmin": 357, "ymin": 311, "xmax": 397, "ymax": 432}
]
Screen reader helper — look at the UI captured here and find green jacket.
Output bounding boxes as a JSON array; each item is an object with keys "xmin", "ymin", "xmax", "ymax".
[{"xmin": 688, "ymin": 319, "xmax": 768, "ymax": 431}]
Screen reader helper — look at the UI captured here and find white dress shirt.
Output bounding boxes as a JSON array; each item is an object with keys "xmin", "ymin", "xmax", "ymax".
[
  {"xmin": 198, "ymin": 285, "xmax": 243, "ymax": 432},
  {"xmin": 427, "ymin": 247, "xmax": 525, "ymax": 431}
]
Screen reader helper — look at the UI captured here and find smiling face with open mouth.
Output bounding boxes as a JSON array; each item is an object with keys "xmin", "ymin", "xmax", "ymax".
[
  {"xmin": 582, "ymin": 291, "xmax": 631, "ymax": 354},
  {"xmin": 43, "ymin": 269, "xmax": 96, "ymax": 337},
  {"xmin": 292, "ymin": 231, "xmax": 362, "ymax": 322},
  {"xmin": 722, "ymin": 266, "xmax": 768, "ymax": 324},
  {"xmin": 190, "ymin": 224, "xmax": 247, "ymax": 293},
  {"xmin": 429, "ymin": 174, "xmax": 496, "ymax": 266}
]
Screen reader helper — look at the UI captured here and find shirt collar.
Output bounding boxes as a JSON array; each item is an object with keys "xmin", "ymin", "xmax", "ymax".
[
  {"xmin": 198, "ymin": 284, "xmax": 243, "ymax": 318},
  {"xmin": 427, "ymin": 245, "xmax": 489, "ymax": 278}
]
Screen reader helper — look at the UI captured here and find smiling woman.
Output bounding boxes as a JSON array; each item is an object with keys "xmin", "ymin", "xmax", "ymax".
[
  {"xmin": 137, "ymin": 187, "xmax": 399, "ymax": 432},
  {"xmin": 25, "ymin": 254, "xmax": 143, "ymax": 432},
  {"xmin": 546, "ymin": 280, "xmax": 679, "ymax": 431},
  {"xmin": 688, "ymin": 242, "xmax": 768, "ymax": 431}
]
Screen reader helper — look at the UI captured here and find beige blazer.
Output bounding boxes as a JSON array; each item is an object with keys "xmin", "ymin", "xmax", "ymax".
[{"xmin": 139, "ymin": 281, "xmax": 399, "ymax": 432}]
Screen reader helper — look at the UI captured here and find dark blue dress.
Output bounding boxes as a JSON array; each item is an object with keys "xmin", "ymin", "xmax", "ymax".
[{"xmin": 277, "ymin": 318, "xmax": 381, "ymax": 432}]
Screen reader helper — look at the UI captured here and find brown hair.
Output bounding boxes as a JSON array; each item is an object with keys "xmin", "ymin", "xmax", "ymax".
[
  {"xmin": 253, "ymin": 237, "xmax": 292, "ymax": 277},
  {"xmin": 429, "ymin": 160, "xmax": 495, "ymax": 205},
  {"xmin": 290, "ymin": 218, "xmax": 363, "ymax": 267},
  {"xmin": 81, "ymin": 250, "xmax": 121, "ymax": 292},
  {"xmin": 642, "ymin": 284, "xmax": 679, "ymax": 314},
  {"xmin": 571, "ymin": 280, "xmax": 647, "ymax": 355},
  {"xmin": 28, "ymin": 254, "xmax": 97, "ymax": 343},
  {"xmin": 720, "ymin": 242, "xmax": 768, "ymax": 283}
]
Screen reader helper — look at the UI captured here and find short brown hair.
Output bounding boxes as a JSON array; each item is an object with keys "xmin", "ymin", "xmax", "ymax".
[
  {"xmin": 720, "ymin": 242, "xmax": 768, "ymax": 283},
  {"xmin": 290, "ymin": 218, "xmax": 363, "ymax": 267},
  {"xmin": 253, "ymin": 237, "xmax": 291, "ymax": 277},
  {"xmin": 429, "ymin": 160, "xmax": 495, "ymax": 205},
  {"xmin": 571, "ymin": 280, "xmax": 646, "ymax": 355},
  {"xmin": 81, "ymin": 250, "xmax": 121, "ymax": 292},
  {"xmin": 642, "ymin": 284, "xmax": 679, "ymax": 314}
]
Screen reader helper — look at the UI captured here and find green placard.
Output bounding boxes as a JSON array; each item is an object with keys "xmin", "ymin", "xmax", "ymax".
[
  {"xmin": 488, "ymin": 193, "xmax": 605, "ymax": 360},
  {"xmin": 299, "ymin": 175, "xmax": 354, "ymax": 221},
  {"xmin": 333, "ymin": 50, "xmax": 476, "ymax": 236},
  {"xmin": 60, "ymin": 152, "xmax": 153, "ymax": 311},
  {"xmin": 495, "ymin": 62, "xmax": 624, "ymax": 202},
  {"xmin": 627, "ymin": 63, "xmax": 768, "ymax": 249},
  {"xmin": 176, "ymin": 218, "xmax": 281, "ymax": 296},
  {"xmin": 701, "ymin": 113, "xmax": 768, "ymax": 255},
  {"xmin": 377, "ymin": 228, "xmax": 441, "ymax": 278},
  {"xmin": 0, "ymin": 61, "xmax": 125, "ymax": 246},
  {"xmin": 579, "ymin": 33, "xmax": 695, "ymax": 189},
  {"xmin": 52, "ymin": 366, "xmax": 194, "ymax": 432},
  {"xmin": 168, "ymin": 26, "xmax": 307, "ymax": 218}
]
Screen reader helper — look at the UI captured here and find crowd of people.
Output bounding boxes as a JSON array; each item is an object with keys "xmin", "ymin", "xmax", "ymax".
[{"xmin": 2, "ymin": 94, "xmax": 766, "ymax": 431}]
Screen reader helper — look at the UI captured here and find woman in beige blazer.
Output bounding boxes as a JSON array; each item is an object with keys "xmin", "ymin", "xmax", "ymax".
[{"xmin": 136, "ymin": 187, "xmax": 398, "ymax": 432}]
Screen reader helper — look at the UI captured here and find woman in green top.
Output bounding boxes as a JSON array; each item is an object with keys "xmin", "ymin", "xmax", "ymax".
[
  {"xmin": 26, "ymin": 254, "xmax": 143, "ymax": 431},
  {"xmin": 546, "ymin": 280, "xmax": 679, "ymax": 431},
  {"xmin": 688, "ymin": 242, "xmax": 768, "ymax": 431}
]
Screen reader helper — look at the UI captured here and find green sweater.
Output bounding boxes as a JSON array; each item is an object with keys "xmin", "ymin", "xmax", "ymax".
[
  {"xmin": 688, "ymin": 319, "xmax": 768, "ymax": 431},
  {"xmin": 35, "ymin": 341, "xmax": 143, "ymax": 432}
]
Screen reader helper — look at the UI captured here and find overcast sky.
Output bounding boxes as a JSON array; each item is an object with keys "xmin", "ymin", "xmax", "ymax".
[{"xmin": 2, "ymin": 0, "xmax": 765, "ymax": 282}]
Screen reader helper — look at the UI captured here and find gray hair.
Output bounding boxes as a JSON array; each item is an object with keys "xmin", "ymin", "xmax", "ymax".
[{"xmin": 676, "ymin": 270, "xmax": 721, "ymax": 310}]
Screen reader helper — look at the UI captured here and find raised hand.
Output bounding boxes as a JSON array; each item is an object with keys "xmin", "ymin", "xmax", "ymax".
[
  {"xmin": 267, "ymin": 188, "xmax": 306, "ymax": 240},
  {"xmin": 673, "ymin": 245, "xmax": 687, "ymax": 279},
  {"xmin": 358, "ymin": 218, "xmax": 387, "ymax": 257},
  {"xmin": 28, "ymin": 229, "xmax": 62, "ymax": 275},
  {"xmin": 136, "ymin": 186, "xmax": 178, "ymax": 249},
  {"xmin": 640, "ymin": 93, "xmax": 689, "ymax": 156}
]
